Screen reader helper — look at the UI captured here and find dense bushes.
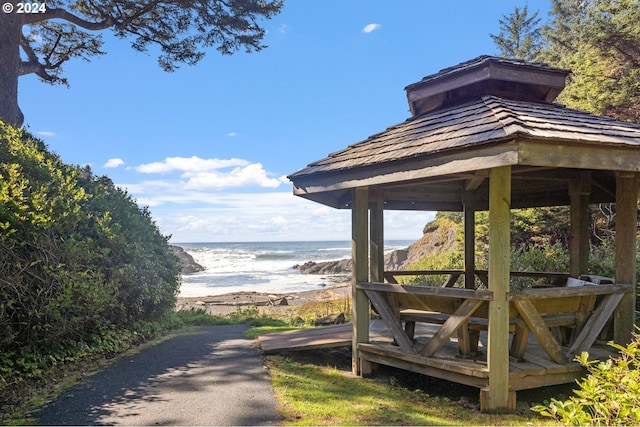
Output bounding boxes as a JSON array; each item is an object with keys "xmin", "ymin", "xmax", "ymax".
[
  {"xmin": 0, "ymin": 122, "xmax": 180, "ymax": 400},
  {"xmin": 533, "ymin": 334, "xmax": 640, "ymax": 425},
  {"xmin": 405, "ymin": 208, "xmax": 638, "ymax": 289}
]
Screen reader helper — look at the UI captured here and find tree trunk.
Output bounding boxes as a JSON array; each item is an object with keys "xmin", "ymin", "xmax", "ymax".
[{"xmin": 0, "ymin": 14, "xmax": 24, "ymax": 127}]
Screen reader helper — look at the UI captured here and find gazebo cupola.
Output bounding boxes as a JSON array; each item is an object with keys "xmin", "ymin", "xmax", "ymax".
[
  {"xmin": 288, "ymin": 56, "xmax": 639, "ymax": 413},
  {"xmin": 405, "ymin": 55, "xmax": 569, "ymax": 115}
]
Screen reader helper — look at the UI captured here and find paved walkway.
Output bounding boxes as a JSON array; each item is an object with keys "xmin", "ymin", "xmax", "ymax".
[{"xmin": 35, "ymin": 325, "xmax": 282, "ymax": 426}]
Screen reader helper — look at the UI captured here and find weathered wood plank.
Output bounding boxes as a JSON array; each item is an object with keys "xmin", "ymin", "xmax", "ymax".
[
  {"xmin": 358, "ymin": 342, "xmax": 490, "ymax": 379},
  {"xmin": 463, "ymin": 191, "xmax": 476, "ymax": 289},
  {"xmin": 523, "ymin": 352, "xmax": 574, "ymax": 375},
  {"xmin": 487, "ymin": 165, "xmax": 512, "ymax": 411},
  {"xmin": 508, "ymin": 283, "xmax": 633, "ymax": 300},
  {"xmin": 258, "ymin": 324, "xmax": 352, "ymax": 353},
  {"xmin": 614, "ymin": 172, "xmax": 638, "ymax": 345},
  {"xmin": 569, "ymin": 172, "xmax": 591, "ymax": 277},
  {"xmin": 510, "ymin": 318, "xmax": 529, "ymax": 360},
  {"xmin": 370, "ymin": 191, "xmax": 384, "ymax": 283},
  {"xmin": 418, "ymin": 299, "xmax": 484, "ymax": 356},
  {"xmin": 568, "ymin": 293, "xmax": 624, "ymax": 358},
  {"xmin": 358, "ymin": 349, "xmax": 489, "ymax": 389},
  {"xmin": 519, "ymin": 140, "xmax": 640, "ymax": 172},
  {"xmin": 357, "ymin": 281, "xmax": 493, "ymax": 300},
  {"xmin": 513, "ymin": 299, "xmax": 568, "ymax": 364},
  {"xmin": 352, "ymin": 187, "xmax": 370, "ymax": 375},
  {"xmin": 365, "ymin": 289, "xmax": 417, "ymax": 354},
  {"xmin": 509, "ymin": 371, "xmax": 585, "ymax": 392}
]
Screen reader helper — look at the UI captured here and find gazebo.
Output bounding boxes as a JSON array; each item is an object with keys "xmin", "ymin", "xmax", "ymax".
[{"xmin": 287, "ymin": 56, "xmax": 640, "ymax": 412}]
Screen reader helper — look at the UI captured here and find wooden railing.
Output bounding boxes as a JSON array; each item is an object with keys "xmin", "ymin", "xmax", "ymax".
[
  {"xmin": 384, "ymin": 270, "xmax": 571, "ymax": 288},
  {"xmin": 507, "ymin": 283, "xmax": 634, "ymax": 362},
  {"xmin": 383, "ymin": 270, "xmax": 464, "ymax": 287}
]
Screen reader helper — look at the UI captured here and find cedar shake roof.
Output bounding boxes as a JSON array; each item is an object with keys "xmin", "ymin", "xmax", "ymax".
[
  {"xmin": 290, "ymin": 96, "xmax": 640, "ymax": 178},
  {"xmin": 288, "ymin": 56, "xmax": 640, "ymax": 210},
  {"xmin": 405, "ymin": 55, "xmax": 569, "ymax": 115}
]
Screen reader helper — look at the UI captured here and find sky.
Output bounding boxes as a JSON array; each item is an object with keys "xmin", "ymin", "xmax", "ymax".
[{"xmin": 18, "ymin": 0, "xmax": 552, "ymax": 243}]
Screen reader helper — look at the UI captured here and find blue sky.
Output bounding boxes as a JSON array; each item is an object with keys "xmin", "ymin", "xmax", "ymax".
[{"xmin": 19, "ymin": 0, "xmax": 551, "ymax": 242}]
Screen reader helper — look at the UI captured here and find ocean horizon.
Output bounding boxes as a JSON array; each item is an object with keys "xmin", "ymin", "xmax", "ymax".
[{"xmin": 174, "ymin": 240, "xmax": 413, "ymax": 297}]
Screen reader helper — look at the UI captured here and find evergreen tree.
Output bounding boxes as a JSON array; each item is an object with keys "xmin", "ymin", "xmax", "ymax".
[
  {"xmin": 489, "ymin": 4, "xmax": 543, "ymax": 61},
  {"xmin": 0, "ymin": 0, "xmax": 283, "ymax": 126},
  {"xmin": 541, "ymin": 0, "xmax": 640, "ymax": 123}
]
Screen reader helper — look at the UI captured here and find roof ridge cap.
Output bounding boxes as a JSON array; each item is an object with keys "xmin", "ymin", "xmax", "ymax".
[{"xmin": 482, "ymin": 96, "xmax": 529, "ymax": 136}]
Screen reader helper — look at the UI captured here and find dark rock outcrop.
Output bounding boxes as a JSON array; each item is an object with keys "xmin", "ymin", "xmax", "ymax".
[
  {"xmin": 294, "ymin": 258, "xmax": 352, "ymax": 275},
  {"xmin": 170, "ymin": 245, "xmax": 205, "ymax": 274},
  {"xmin": 294, "ymin": 219, "xmax": 459, "ymax": 276}
]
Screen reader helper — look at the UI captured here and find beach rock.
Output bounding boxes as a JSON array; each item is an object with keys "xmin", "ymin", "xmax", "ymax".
[
  {"xmin": 294, "ymin": 259, "xmax": 352, "ymax": 275},
  {"xmin": 294, "ymin": 222, "xmax": 458, "ymax": 276},
  {"xmin": 170, "ymin": 245, "xmax": 205, "ymax": 274},
  {"xmin": 293, "ymin": 251, "xmax": 407, "ymax": 275},
  {"xmin": 315, "ymin": 312, "xmax": 346, "ymax": 326}
]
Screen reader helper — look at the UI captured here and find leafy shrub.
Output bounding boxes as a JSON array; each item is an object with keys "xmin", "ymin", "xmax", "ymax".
[
  {"xmin": 532, "ymin": 334, "xmax": 640, "ymax": 426},
  {"xmin": 0, "ymin": 122, "xmax": 180, "ymax": 404},
  {"xmin": 510, "ymin": 241, "xmax": 569, "ymax": 289}
]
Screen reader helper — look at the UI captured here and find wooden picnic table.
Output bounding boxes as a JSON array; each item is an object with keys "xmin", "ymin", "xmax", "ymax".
[{"xmin": 358, "ymin": 275, "xmax": 633, "ymax": 363}]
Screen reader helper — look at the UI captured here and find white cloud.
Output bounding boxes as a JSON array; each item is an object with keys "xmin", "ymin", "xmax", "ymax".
[
  {"xmin": 146, "ymin": 192, "xmax": 429, "ymax": 242},
  {"xmin": 134, "ymin": 156, "xmax": 248, "ymax": 174},
  {"xmin": 363, "ymin": 23, "xmax": 381, "ymax": 33},
  {"xmin": 152, "ymin": 192, "xmax": 354, "ymax": 242},
  {"xmin": 184, "ymin": 163, "xmax": 287, "ymax": 190},
  {"xmin": 104, "ymin": 158, "xmax": 125, "ymax": 168},
  {"xmin": 278, "ymin": 24, "xmax": 289, "ymax": 34},
  {"xmin": 114, "ymin": 185, "xmax": 431, "ymax": 242},
  {"xmin": 121, "ymin": 156, "xmax": 288, "ymax": 202},
  {"xmin": 37, "ymin": 131, "xmax": 55, "ymax": 137},
  {"xmin": 117, "ymin": 155, "xmax": 431, "ymax": 242},
  {"xmin": 227, "ymin": 132, "xmax": 237, "ymax": 137}
]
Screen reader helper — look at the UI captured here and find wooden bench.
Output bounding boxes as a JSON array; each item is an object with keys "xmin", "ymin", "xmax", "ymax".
[{"xmin": 400, "ymin": 309, "xmax": 579, "ymax": 358}]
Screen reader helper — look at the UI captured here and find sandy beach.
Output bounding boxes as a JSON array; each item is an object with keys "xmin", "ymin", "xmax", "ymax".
[{"xmin": 176, "ymin": 282, "xmax": 352, "ymax": 316}]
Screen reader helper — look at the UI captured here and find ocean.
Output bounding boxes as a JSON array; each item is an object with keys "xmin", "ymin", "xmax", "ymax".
[{"xmin": 175, "ymin": 240, "xmax": 413, "ymax": 297}]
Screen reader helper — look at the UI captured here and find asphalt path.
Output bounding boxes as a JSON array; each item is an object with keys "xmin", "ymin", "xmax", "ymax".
[{"xmin": 34, "ymin": 324, "xmax": 282, "ymax": 425}]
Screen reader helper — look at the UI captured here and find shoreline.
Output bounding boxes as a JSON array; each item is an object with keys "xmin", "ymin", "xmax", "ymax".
[{"xmin": 176, "ymin": 282, "xmax": 351, "ymax": 316}]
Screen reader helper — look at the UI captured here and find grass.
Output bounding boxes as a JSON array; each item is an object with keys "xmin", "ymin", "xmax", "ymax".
[{"xmin": 265, "ymin": 354, "xmax": 557, "ymax": 426}]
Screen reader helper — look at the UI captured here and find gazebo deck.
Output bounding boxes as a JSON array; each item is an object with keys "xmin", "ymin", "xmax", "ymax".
[
  {"xmin": 358, "ymin": 329, "xmax": 616, "ymax": 393},
  {"xmin": 258, "ymin": 317, "xmax": 617, "ymax": 394}
]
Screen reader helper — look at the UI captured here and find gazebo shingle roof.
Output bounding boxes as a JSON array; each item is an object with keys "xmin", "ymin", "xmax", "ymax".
[
  {"xmin": 288, "ymin": 56, "xmax": 640, "ymax": 211},
  {"xmin": 290, "ymin": 96, "xmax": 640, "ymax": 179}
]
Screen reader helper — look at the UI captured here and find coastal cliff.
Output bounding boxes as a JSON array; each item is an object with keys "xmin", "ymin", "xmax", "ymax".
[{"xmin": 294, "ymin": 218, "xmax": 459, "ymax": 275}]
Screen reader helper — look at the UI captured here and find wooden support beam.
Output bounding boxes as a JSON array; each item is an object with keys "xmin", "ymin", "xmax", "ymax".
[
  {"xmin": 569, "ymin": 172, "xmax": 591, "ymax": 278},
  {"xmin": 568, "ymin": 293, "xmax": 625, "ymax": 358},
  {"xmin": 419, "ymin": 299, "xmax": 483, "ymax": 357},
  {"xmin": 486, "ymin": 165, "xmax": 513, "ymax": 412},
  {"xmin": 512, "ymin": 299, "xmax": 568, "ymax": 364},
  {"xmin": 614, "ymin": 172, "xmax": 637, "ymax": 345},
  {"xmin": 510, "ymin": 318, "xmax": 529, "ymax": 360},
  {"xmin": 365, "ymin": 290, "xmax": 417, "ymax": 354},
  {"xmin": 463, "ymin": 191, "xmax": 476, "ymax": 289},
  {"xmin": 352, "ymin": 187, "xmax": 370, "ymax": 375},
  {"xmin": 370, "ymin": 190, "xmax": 384, "ymax": 284}
]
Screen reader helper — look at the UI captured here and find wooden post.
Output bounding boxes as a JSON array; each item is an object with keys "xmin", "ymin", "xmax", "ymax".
[
  {"xmin": 569, "ymin": 172, "xmax": 591, "ymax": 278},
  {"xmin": 614, "ymin": 172, "xmax": 637, "ymax": 345},
  {"xmin": 352, "ymin": 187, "xmax": 370, "ymax": 375},
  {"xmin": 463, "ymin": 191, "xmax": 476, "ymax": 289},
  {"xmin": 370, "ymin": 190, "xmax": 384, "ymax": 283},
  {"xmin": 484, "ymin": 166, "xmax": 514, "ymax": 412}
]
